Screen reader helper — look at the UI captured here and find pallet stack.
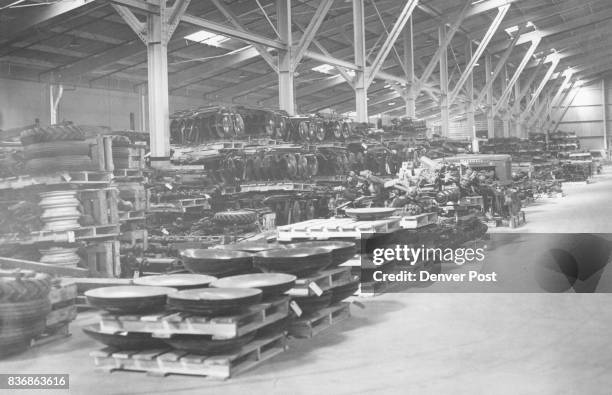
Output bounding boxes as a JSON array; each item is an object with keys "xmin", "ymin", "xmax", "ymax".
[
  {"xmin": 89, "ymin": 296, "xmax": 290, "ymax": 379},
  {"xmin": 113, "ymin": 143, "xmax": 149, "ymax": 277},
  {"xmin": 0, "ymin": 129, "xmax": 123, "ymax": 277},
  {"xmin": 33, "ymin": 279, "xmax": 78, "ymax": 345},
  {"xmin": 286, "ymin": 267, "xmax": 354, "ymax": 338}
]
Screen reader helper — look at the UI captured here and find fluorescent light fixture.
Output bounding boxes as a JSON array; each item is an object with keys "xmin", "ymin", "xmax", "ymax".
[
  {"xmin": 185, "ymin": 30, "xmax": 230, "ymax": 47},
  {"xmin": 471, "ymin": 0, "xmax": 485, "ymax": 4},
  {"xmin": 312, "ymin": 63, "xmax": 335, "ymax": 74},
  {"xmin": 384, "ymin": 84, "xmax": 392, "ymax": 88},
  {"xmin": 388, "ymin": 102, "xmax": 396, "ymax": 106},
  {"xmin": 505, "ymin": 21, "xmax": 535, "ymax": 36},
  {"xmin": 346, "ymin": 69, "xmax": 356, "ymax": 78}
]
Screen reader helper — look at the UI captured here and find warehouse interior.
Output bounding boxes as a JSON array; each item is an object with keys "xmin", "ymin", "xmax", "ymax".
[{"xmin": 1, "ymin": 0, "xmax": 612, "ymax": 393}]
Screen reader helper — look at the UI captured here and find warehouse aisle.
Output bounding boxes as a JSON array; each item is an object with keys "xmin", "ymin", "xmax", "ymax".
[
  {"xmin": 1, "ymin": 293, "xmax": 611, "ymax": 395},
  {"xmin": 490, "ymin": 166, "xmax": 612, "ymax": 233}
]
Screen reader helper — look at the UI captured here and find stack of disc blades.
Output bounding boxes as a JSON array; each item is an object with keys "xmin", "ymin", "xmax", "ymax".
[
  {"xmin": 291, "ymin": 291, "xmax": 333, "ymax": 315},
  {"xmin": 330, "ymin": 276, "xmax": 360, "ymax": 304},
  {"xmin": 344, "ymin": 207, "xmax": 396, "ymax": 220},
  {"xmin": 213, "ymin": 241, "xmax": 283, "ymax": 253},
  {"xmin": 83, "ymin": 324, "xmax": 167, "ymax": 349},
  {"xmin": 167, "ymin": 288, "xmax": 262, "ymax": 316},
  {"xmin": 179, "ymin": 249, "xmax": 253, "ymax": 277},
  {"xmin": 282, "ymin": 241, "xmax": 355, "ymax": 267},
  {"xmin": 211, "ymin": 273, "xmax": 296, "ymax": 299},
  {"xmin": 253, "ymin": 247, "xmax": 332, "ymax": 277},
  {"xmin": 133, "ymin": 274, "xmax": 217, "ymax": 290},
  {"xmin": 163, "ymin": 332, "xmax": 257, "ymax": 355},
  {"xmin": 84, "ymin": 286, "xmax": 176, "ymax": 314}
]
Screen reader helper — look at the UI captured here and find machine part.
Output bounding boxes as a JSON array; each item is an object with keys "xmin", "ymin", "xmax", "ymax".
[
  {"xmin": 314, "ymin": 119, "xmax": 326, "ymax": 141},
  {"xmin": 298, "ymin": 121, "xmax": 310, "ymax": 142},
  {"xmin": 85, "ymin": 286, "xmax": 175, "ymax": 314},
  {"xmin": 232, "ymin": 113, "xmax": 245, "ymax": 136},
  {"xmin": 329, "ymin": 120, "xmax": 342, "ymax": 139},
  {"xmin": 341, "ymin": 121, "xmax": 351, "ymax": 139},
  {"xmin": 39, "ymin": 246, "xmax": 81, "ymax": 267}
]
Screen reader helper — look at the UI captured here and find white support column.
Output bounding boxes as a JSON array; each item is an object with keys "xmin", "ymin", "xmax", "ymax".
[
  {"xmin": 543, "ymin": 80, "xmax": 575, "ymax": 132},
  {"xmin": 514, "ymin": 76, "xmax": 521, "ymax": 136},
  {"xmin": 353, "ymin": 0, "xmax": 368, "ymax": 122},
  {"xmin": 147, "ymin": 7, "xmax": 170, "ymax": 166},
  {"xmin": 465, "ymin": 39, "xmax": 475, "ymax": 142},
  {"xmin": 403, "ymin": 16, "xmax": 416, "ymax": 118},
  {"xmin": 439, "ymin": 25, "xmax": 449, "ymax": 137},
  {"xmin": 485, "ymin": 51, "xmax": 494, "ymax": 138},
  {"xmin": 501, "ymin": 66, "xmax": 510, "ymax": 137},
  {"xmin": 525, "ymin": 57, "xmax": 559, "ymax": 114},
  {"xmin": 603, "ymin": 79, "xmax": 609, "ymax": 150},
  {"xmin": 137, "ymin": 84, "xmax": 147, "ymax": 132},
  {"xmin": 277, "ymin": 0, "xmax": 295, "ymax": 115},
  {"xmin": 48, "ymin": 83, "xmax": 63, "ymax": 125}
]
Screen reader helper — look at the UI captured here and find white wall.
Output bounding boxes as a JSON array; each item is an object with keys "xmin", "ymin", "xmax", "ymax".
[
  {"xmin": 0, "ymin": 78, "xmax": 207, "ymax": 131},
  {"xmin": 553, "ymin": 81, "xmax": 609, "ymax": 150}
]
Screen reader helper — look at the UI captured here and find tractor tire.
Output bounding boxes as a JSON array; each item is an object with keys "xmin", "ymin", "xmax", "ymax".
[
  {"xmin": 23, "ymin": 141, "xmax": 91, "ymax": 160},
  {"xmin": 0, "ymin": 271, "xmax": 52, "ymax": 303},
  {"xmin": 20, "ymin": 124, "xmax": 86, "ymax": 145},
  {"xmin": 25, "ymin": 155, "xmax": 98, "ymax": 174},
  {"xmin": 213, "ymin": 210, "xmax": 258, "ymax": 225}
]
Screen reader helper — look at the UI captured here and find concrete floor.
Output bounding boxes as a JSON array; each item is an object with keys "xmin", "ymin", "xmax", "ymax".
[
  {"xmin": 3, "ymin": 170, "xmax": 612, "ymax": 395},
  {"xmin": 490, "ymin": 166, "xmax": 612, "ymax": 233}
]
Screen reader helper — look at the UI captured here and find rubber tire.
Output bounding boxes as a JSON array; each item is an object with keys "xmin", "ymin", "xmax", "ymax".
[
  {"xmin": 213, "ymin": 210, "xmax": 258, "ymax": 225},
  {"xmin": 25, "ymin": 155, "xmax": 98, "ymax": 174},
  {"xmin": 23, "ymin": 141, "xmax": 91, "ymax": 160},
  {"xmin": 20, "ymin": 124, "xmax": 85, "ymax": 145},
  {"xmin": 0, "ymin": 272, "xmax": 52, "ymax": 303}
]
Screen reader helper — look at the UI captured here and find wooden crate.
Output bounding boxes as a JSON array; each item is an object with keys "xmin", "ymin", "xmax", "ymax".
[
  {"xmin": 78, "ymin": 188, "xmax": 119, "ymax": 225},
  {"xmin": 288, "ymin": 303, "xmax": 350, "ymax": 338},
  {"xmin": 113, "ymin": 146, "xmax": 145, "ymax": 170},
  {"xmin": 83, "ymin": 240, "xmax": 121, "ymax": 277},
  {"xmin": 90, "ymin": 135, "xmax": 114, "ymax": 171},
  {"xmin": 99, "ymin": 297, "xmax": 289, "ymax": 339},
  {"xmin": 117, "ymin": 182, "xmax": 149, "ymax": 212},
  {"xmin": 287, "ymin": 267, "xmax": 353, "ymax": 297},
  {"xmin": 91, "ymin": 333, "xmax": 287, "ymax": 379},
  {"xmin": 119, "ymin": 229, "xmax": 148, "ymax": 252}
]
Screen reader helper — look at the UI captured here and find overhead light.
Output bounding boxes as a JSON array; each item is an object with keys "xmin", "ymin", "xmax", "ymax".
[
  {"xmin": 388, "ymin": 102, "xmax": 396, "ymax": 106},
  {"xmin": 185, "ymin": 30, "xmax": 230, "ymax": 47},
  {"xmin": 471, "ymin": 0, "xmax": 485, "ymax": 4},
  {"xmin": 384, "ymin": 84, "xmax": 392, "ymax": 88},
  {"xmin": 346, "ymin": 69, "xmax": 356, "ymax": 78},
  {"xmin": 312, "ymin": 63, "xmax": 334, "ymax": 74}
]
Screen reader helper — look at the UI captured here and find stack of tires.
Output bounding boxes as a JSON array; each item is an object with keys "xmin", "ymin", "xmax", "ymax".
[
  {"xmin": 0, "ymin": 270, "xmax": 52, "ymax": 357},
  {"xmin": 20, "ymin": 124, "xmax": 97, "ymax": 174}
]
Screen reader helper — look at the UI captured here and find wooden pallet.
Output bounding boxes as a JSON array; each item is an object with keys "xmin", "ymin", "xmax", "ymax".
[
  {"xmin": 239, "ymin": 182, "xmax": 314, "ymax": 193},
  {"xmin": 75, "ymin": 224, "xmax": 120, "ymax": 241},
  {"xmin": 0, "ymin": 223, "xmax": 120, "ymax": 245},
  {"xmin": 0, "ymin": 171, "xmax": 112, "ymax": 190},
  {"xmin": 277, "ymin": 217, "xmax": 401, "ymax": 241},
  {"xmin": 91, "ymin": 333, "xmax": 287, "ymax": 379},
  {"xmin": 48, "ymin": 281, "xmax": 77, "ymax": 305},
  {"xmin": 83, "ymin": 240, "xmax": 121, "ymax": 277},
  {"xmin": 148, "ymin": 234, "xmax": 234, "ymax": 245},
  {"xmin": 118, "ymin": 210, "xmax": 146, "ymax": 222},
  {"xmin": 31, "ymin": 322, "xmax": 71, "ymax": 347},
  {"xmin": 46, "ymin": 304, "xmax": 77, "ymax": 327},
  {"xmin": 78, "ymin": 188, "xmax": 120, "ymax": 226},
  {"xmin": 396, "ymin": 212, "xmax": 438, "ymax": 229},
  {"xmin": 99, "ymin": 297, "xmax": 289, "ymax": 339},
  {"xmin": 288, "ymin": 303, "xmax": 350, "ymax": 338},
  {"xmin": 287, "ymin": 267, "xmax": 353, "ymax": 297}
]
